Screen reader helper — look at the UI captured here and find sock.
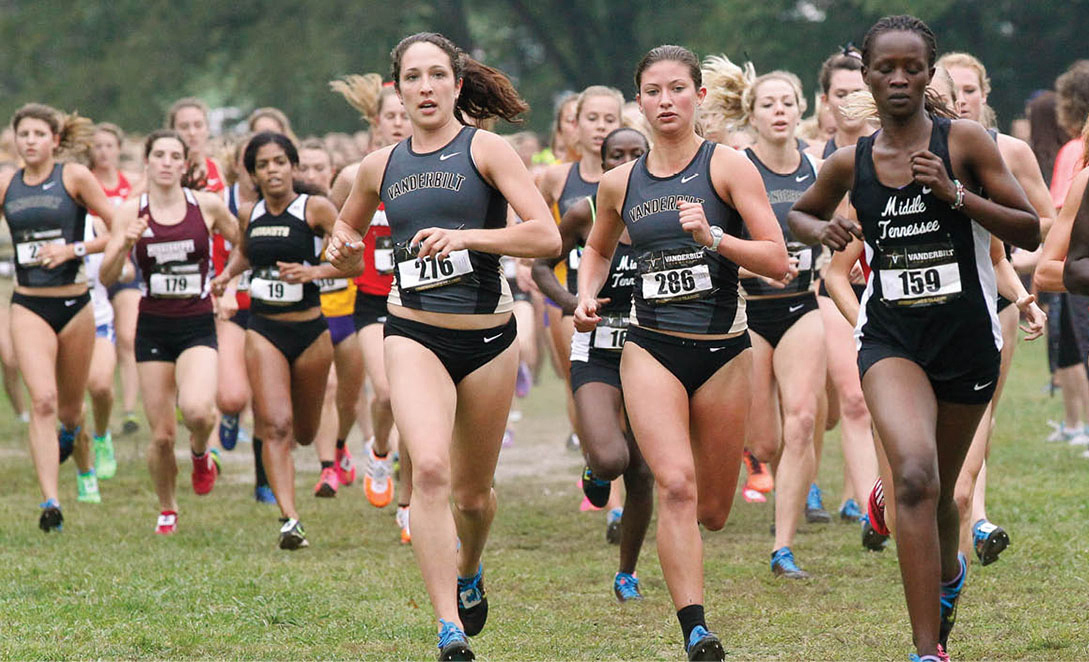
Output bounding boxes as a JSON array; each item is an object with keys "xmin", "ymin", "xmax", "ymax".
[
  {"xmin": 94, "ymin": 433, "xmax": 107, "ymax": 442},
  {"xmin": 398, "ymin": 503, "xmax": 410, "ymax": 510},
  {"xmin": 374, "ymin": 450, "xmax": 388, "ymax": 459},
  {"xmin": 335, "ymin": 438, "xmax": 346, "ymax": 450},
  {"xmin": 677, "ymin": 604, "xmax": 706, "ymax": 646},
  {"xmin": 192, "ymin": 449, "xmax": 207, "ymax": 460},
  {"xmin": 253, "ymin": 437, "xmax": 269, "ymax": 487},
  {"xmin": 78, "ymin": 469, "xmax": 95, "ymax": 478},
  {"xmin": 320, "ymin": 460, "xmax": 334, "ymax": 470}
]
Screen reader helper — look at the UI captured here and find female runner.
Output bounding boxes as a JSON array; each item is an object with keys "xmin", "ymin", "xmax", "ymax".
[
  {"xmin": 788, "ymin": 16, "xmax": 1039, "ymax": 660},
  {"xmin": 213, "ymin": 132, "xmax": 339, "ymax": 549},
  {"xmin": 328, "ymin": 33, "xmax": 560, "ymax": 660},
  {"xmin": 533, "ymin": 127, "xmax": 654, "ymax": 601},
  {"xmin": 101, "ymin": 130, "xmax": 238, "ymax": 533},
  {"xmin": 577, "ymin": 45, "xmax": 788, "ymax": 660},
  {"xmin": 83, "ymin": 213, "xmax": 117, "ymax": 486},
  {"xmin": 0, "ymin": 104, "xmax": 116, "ymax": 530}
]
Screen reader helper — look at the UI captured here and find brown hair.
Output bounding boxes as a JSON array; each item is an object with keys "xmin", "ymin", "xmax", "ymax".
[
  {"xmin": 635, "ymin": 45, "xmax": 701, "ymax": 91},
  {"xmin": 1082, "ymin": 116, "xmax": 1089, "ymax": 169},
  {"xmin": 818, "ymin": 46, "xmax": 863, "ymax": 95},
  {"xmin": 1056, "ymin": 60, "xmax": 1089, "ymax": 137},
  {"xmin": 94, "ymin": 122, "xmax": 124, "ymax": 146},
  {"xmin": 1027, "ymin": 91, "xmax": 1064, "ymax": 185},
  {"xmin": 329, "ymin": 73, "xmax": 398, "ymax": 125},
  {"xmin": 11, "ymin": 103, "xmax": 94, "ymax": 161},
  {"xmin": 247, "ymin": 107, "xmax": 297, "ymax": 142},
  {"xmin": 702, "ymin": 55, "xmax": 807, "ymax": 128},
  {"xmin": 576, "ymin": 86, "xmax": 624, "ymax": 119},
  {"xmin": 390, "ymin": 32, "xmax": 528, "ymax": 124},
  {"xmin": 165, "ymin": 97, "xmax": 210, "ymax": 130}
]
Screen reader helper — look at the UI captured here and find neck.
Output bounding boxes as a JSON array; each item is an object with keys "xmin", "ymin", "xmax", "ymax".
[
  {"xmin": 24, "ymin": 158, "xmax": 54, "ymax": 179},
  {"xmin": 648, "ymin": 130, "xmax": 702, "ymax": 171},
  {"xmin": 264, "ymin": 190, "xmax": 295, "ymax": 212},
  {"xmin": 94, "ymin": 164, "xmax": 119, "ymax": 186},
  {"xmin": 752, "ymin": 136, "xmax": 800, "ymax": 172},
  {"xmin": 832, "ymin": 123, "xmax": 873, "ymax": 148},
  {"xmin": 149, "ymin": 182, "xmax": 184, "ymax": 205},
  {"xmin": 578, "ymin": 150, "xmax": 604, "ymax": 181},
  {"xmin": 410, "ymin": 116, "xmax": 462, "ymax": 152},
  {"xmin": 877, "ymin": 110, "xmax": 932, "ymax": 147}
]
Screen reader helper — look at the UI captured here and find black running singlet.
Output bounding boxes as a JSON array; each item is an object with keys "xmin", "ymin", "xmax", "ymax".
[
  {"xmin": 621, "ymin": 141, "xmax": 746, "ymax": 335},
  {"xmin": 380, "ymin": 126, "xmax": 511, "ymax": 315},
  {"xmin": 3, "ymin": 163, "xmax": 87, "ymax": 287},
  {"xmin": 245, "ymin": 194, "xmax": 322, "ymax": 315},
  {"xmin": 558, "ymin": 164, "xmax": 598, "ymax": 295}
]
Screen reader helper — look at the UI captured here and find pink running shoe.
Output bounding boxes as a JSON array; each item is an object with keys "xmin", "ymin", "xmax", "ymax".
[
  {"xmin": 156, "ymin": 510, "xmax": 178, "ymax": 535},
  {"xmin": 336, "ymin": 445, "xmax": 356, "ymax": 486},
  {"xmin": 314, "ymin": 466, "xmax": 340, "ymax": 498},
  {"xmin": 191, "ymin": 450, "xmax": 220, "ymax": 495}
]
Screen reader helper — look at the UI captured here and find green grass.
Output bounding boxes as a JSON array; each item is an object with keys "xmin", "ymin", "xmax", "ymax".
[{"xmin": 0, "ymin": 337, "xmax": 1087, "ymax": 660}]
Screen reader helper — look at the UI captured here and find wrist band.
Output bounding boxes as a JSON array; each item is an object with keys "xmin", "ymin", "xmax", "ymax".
[{"xmin": 952, "ymin": 180, "xmax": 966, "ymax": 210}]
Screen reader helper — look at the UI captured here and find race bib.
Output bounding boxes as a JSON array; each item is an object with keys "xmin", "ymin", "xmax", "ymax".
[
  {"xmin": 591, "ymin": 314, "xmax": 628, "ymax": 350},
  {"xmin": 149, "ymin": 263, "xmax": 203, "ymax": 298},
  {"xmin": 15, "ymin": 229, "xmax": 64, "ymax": 267},
  {"xmin": 639, "ymin": 248, "xmax": 713, "ymax": 304},
  {"xmin": 317, "ymin": 277, "xmax": 349, "ymax": 293},
  {"xmin": 396, "ymin": 247, "xmax": 473, "ymax": 292},
  {"xmin": 374, "ymin": 235, "xmax": 395, "ymax": 275},
  {"xmin": 250, "ymin": 268, "xmax": 303, "ymax": 304},
  {"xmin": 878, "ymin": 241, "xmax": 962, "ymax": 307},
  {"xmin": 567, "ymin": 246, "xmax": 582, "ymax": 270}
]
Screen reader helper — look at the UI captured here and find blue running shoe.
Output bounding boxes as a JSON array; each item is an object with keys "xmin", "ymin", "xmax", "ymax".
[
  {"xmin": 255, "ymin": 485, "xmax": 277, "ymax": 504},
  {"xmin": 908, "ymin": 653, "xmax": 943, "ymax": 662},
  {"xmin": 606, "ymin": 507, "xmax": 623, "ymax": 545},
  {"xmin": 58, "ymin": 425, "xmax": 78, "ymax": 464},
  {"xmin": 805, "ymin": 483, "xmax": 831, "ymax": 523},
  {"xmin": 581, "ymin": 466, "xmax": 611, "ymax": 508},
  {"xmin": 614, "ymin": 572, "xmax": 643, "ymax": 602},
  {"xmin": 972, "ymin": 518, "xmax": 1009, "ymax": 566},
  {"xmin": 860, "ymin": 514, "xmax": 890, "ymax": 551},
  {"xmin": 39, "ymin": 498, "xmax": 63, "ymax": 532},
  {"xmin": 437, "ymin": 620, "xmax": 474, "ymax": 661},
  {"xmin": 839, "ymin": 498, "xmax": 862, "ymax": 522},
  {"xmin": 456, "ymin": 565, "xmax": 488, "ymax": 637},
  {"xmin": 939, "ymin": 553, "xmax": 967, "ymax": 651},
  {"xmin": 771, "ymin": 547, "xmax": 811, "ymax": 579},
  {"xmin": 219, "ymin": 414, "xmax": 240, "ymax": 451},
  {"xmin": 686, "ymin": 625, "xmax": 725, "ymax": 661}
]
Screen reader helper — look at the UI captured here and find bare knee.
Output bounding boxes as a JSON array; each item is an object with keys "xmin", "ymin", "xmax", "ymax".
[
  {"xmin": 149, "ymin": 428, "xmax": 175, "ymax": 453},
  {"xmin": 840, "ymin": 390, "xmax": 870, "ymax": 423},
  {"xmin": 452, "ymin": 486, "xmax": 493, "ymax": 519},
  {"xmin": 782, "ymin": 408, "xmax": 817, "ymax": 447},
  {"xmin": 411, "ymin": 453, "xmax": 451, "ymax": 498},
  {"xmin": 261, "ymin": 418, "xmax": 293, "ymax": 445},
  {"xmin": 698, "ymin": 505, "xmax": 728, "ymax": 531},
  {"xmin": 657, "ymin": 471, "xmax": 697, "ymax": 510},
  {"xmin": 180, "ymin": 402, "xmax": 216, "ymax": 433},
  {"xmin": 895, "ymin": 461, "xmax": 939, "ymax": 509},
  {"xmin": 584, "ymin": 443, "xmax": 628, "ymax": 481}
]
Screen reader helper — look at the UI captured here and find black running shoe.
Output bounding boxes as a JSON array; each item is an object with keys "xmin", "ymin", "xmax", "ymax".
[
  {"xmin": 39, "ymin": 499, "xmax": 63, "ymax": 532},
  {"xmin": 581, "ymin": 466, "xmax": 610, "ymax": 508},
  {"xmin": 972, "ymin": 519, "xmax": 1009, "ymax": 566},
  {"xmin": 456, "ymin": 565, "xmax": 488, "ymax": 637},
  {"xmin": 278, "ymin": 517, "xmax": 309, "ymax": 550},
  {"xmin": 861, "ymin": 515, "xmax": 889, "ymax": 552},
  {"xmin": 58, "ymin": 427, "xmax": 76, "ymax": 464},
  {"xmin": 686, "ymin": 626, "xmax": 725, "ymax": 661},
  {"xmin": 437, "ymin": 620, "xmax": 475, "ymax": 661}
]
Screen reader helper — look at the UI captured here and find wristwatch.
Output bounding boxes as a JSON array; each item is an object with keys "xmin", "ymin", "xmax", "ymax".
[
  {"xmin": 707, "ymin": 226, "xmax": 724, "ymax": 252},
  {"xmin": 72, "ymin": 242, "xmax": 87, "ymax": 258}
]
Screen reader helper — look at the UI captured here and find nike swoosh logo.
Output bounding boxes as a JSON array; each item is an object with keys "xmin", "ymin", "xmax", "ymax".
[
  {"xmin": 42, "ymin": 181, "xmax": 56, "ymax": 190},
  {"xmin": 973, "ymin": 381, "xmax": 993, "ymax": 391},
  {"xmin": 709, "ymin": 346, "xmax": 724, "ymax": 352},
  {"xmin": 483, "ymin": 334, "xmax": 503, "ymax": 343},
  {"xmin": 922, "ymin": 186, "xmax": 932, "ymax": 195},
  {"xmin": 795, "ymin": 174, "xmax": 810, "ymax": 182},
  {"xmin": 439, "ymin": 152, "xmax": 461, "ymax": 161},
  {"xmin": 141, "ymin": 228, "xmax": 154, "ymax": 238},
  {"xmin": 681, "ymin": 174, "xmax": 699, "ymax": 184},
  {"xmin": 789, "ymin": 304, "xmax": 804, "ymax": 312},
  {"xmin": 64, "ymin": 299, "xmax": 76, "ymax": 307}
]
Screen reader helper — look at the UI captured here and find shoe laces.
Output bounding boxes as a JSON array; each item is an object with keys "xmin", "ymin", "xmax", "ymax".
[
  {"xmin": 686, "ymin": 625, "xmax": 711, "ymax": 651},
  {"xmin": 368, "ymin": 453, "xmax": 392, "ymax": 479},
  {"xmin": 40, "ymin": 498, "xmax": 60, "ymax": 510},
  {"xmin": 437, "ymin": 620, "xmax": 467, "ymax": 650},
  {"xmin": 457, "ymin": 566, "xmax": 484, "ymax": 607},
  {"xmin": 771, "ymin": 547, "xmax": 801, "ymax": 572},
  {"xmin": 615, "ymin": 573, "xmax": 641, "ymax": 599},
  {"xmin": 807, "ymin": 484, "xmax": 823, "ymax": 508}
]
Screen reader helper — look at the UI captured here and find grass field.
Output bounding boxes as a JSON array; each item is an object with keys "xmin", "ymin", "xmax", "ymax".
[{"xmin": 0, "ymin": 332, "xmax": 1087, "ymax": 660}]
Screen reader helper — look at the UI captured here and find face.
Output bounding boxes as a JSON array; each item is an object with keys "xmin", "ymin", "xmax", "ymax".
[
  {"xmin": 750, "ymin": 78, "xmax": 801, "ymax": 142},
  {"xmin": 251, "ymin": 115, "xmax": 284, "ymax": 134},
  {"xmin": 252, "ymin": 142, "xmax": 296, "ymax": 197},
  {"xmin": 824, "ymin": 68, "xmax": 866, "ymax": 130},
  {"xmin": 91, "ymin": 130, "xmax": 121, "ymax": 170},
  {"xmin": 602, "ymin": 132, "xmax": 647, "ymax": 171},
  {"xmin": 298, "ymin": 148, "xmax": 333, "ymax": 194},
  {"xmin": 173, "ymin": 106, "xmax": 209, "ymax": 154},
  {"xmin": 577, "ymin": 95, "xmax": 621, "ymax": 154},
  {"xmin": 557, "ymin": 99, "xmax": 579, "ymax": 153},
  {"xmin": 374, "ymin": 93, "xmax": 411, "ymax": 146},
  {"xmin": 818, "ymin": 101, "xmax": 837, "ymax": 137},
  {"xmin": 397, "ymin": 42, "xmax": 462, "ymax": 130},
  {"xmin": 146, "ymin": 137, "xmax": 187, "ymax": 187},
  {"xmin": 947, "ymin": 65, "xmax": 986, "ymax": 122},
  {"xmin": 637, "ymin": 60, "xmax": 705, "ymax": 135},
  {"xmin": 14, "ymin": 117, "xmax": 59, "ymax": 166},
  {"xmin": 863, "ymin": 31, "xmax": 932, "ymax": 119}
]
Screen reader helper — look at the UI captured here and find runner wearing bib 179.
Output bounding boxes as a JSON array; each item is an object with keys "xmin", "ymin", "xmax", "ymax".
[
  {"xmin": 576, "ymin": 46, "xmax": 788, "ymax": 661},
  {"xmin": 328, "ymin": 33, "xmax": 560, "ymax": 661},
  {"xmin": 788, "ymin": 16, "xmax": 1040, "ymax": 660},
  {"xmin": 213, "ymin": 131, "xmax": 340, "ymax": 551},
  {"xmin": 533, "ymin": 126, "xmax": 653, "ymax": 602},
  {"xmin": 0, "ymin": 103, "xmax": 117, "ymax": 532},
  {"xmin": 101, "ymin": 130, "xmax": 238, "ymax": 535}
]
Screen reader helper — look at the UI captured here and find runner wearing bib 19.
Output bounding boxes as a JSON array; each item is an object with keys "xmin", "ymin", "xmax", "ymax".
[
  {"xmin": 576, "ymin": 46, "xmax": 788, "ymax": 661},
  {"xmin": 213, "ymin": 131, "xmax": 340, "ymax": 551},
  {"xmin": 534, "ymin": 127, "xmax": 654, "ymax": 600},
  {"xmin": 0, "ymin": 103, "xmax": 117, "ymax": 532},
  {"xmin": 101, "ymin": 129, "xmax": 238, "ymax": 534},
  {"xmin": 788, "ymin": 16, "xmax": 1040, "ymax": 660},
  {"xmin": 328, "ymin": 33, "xmax": 560, "ymax": 661}
]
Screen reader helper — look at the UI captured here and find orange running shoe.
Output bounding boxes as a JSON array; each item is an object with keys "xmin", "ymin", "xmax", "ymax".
[
  {"xmin": 396, "ymin": 505, "xmax": 411, "ymax": 544},
  {"xmin": 364, "ymin": 443, "xmax": 394, "ymax": 508},
  {"xmin": 743, "ymin": 448, "xmax": 774, "ymax": 494}
]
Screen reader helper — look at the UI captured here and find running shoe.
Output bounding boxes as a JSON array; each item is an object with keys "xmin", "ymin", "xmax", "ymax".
[
  {"xmin": 58, "ymin": 425, "xmax": 76, "ymax": 464},
  {"xmin": 861, "ymin": 514, "xmax": 889, "ymax": 551},
  {"xmin": 515, "ymin": 361, "xmax": 532, "ymax": 398},
  {"xmin": 565, "ymin": 432, "xmax": 580, "ymax": 451},
  {"xmin": 364, "ymin": 444, "xmax": 394, "ymax": 508},
  {"xmin": 155, "ymin": 510, "xmax": 177, "ymax": 535},
  {"xmin": 742, "ymin": 488, "xmax": 767, "ymax": 503},
  {"xmin": 908, "ymin": 652, "xmax": 945, "ymax": 662},
  {"xmin": 867, "ymin": 478, "xmax": 891, "ymax": 537},
  {"xmin": 76, "ymin": 470, "xmax": 101, "ymax": 504},
  {"xmin": 685, "ymin": 625, "xmax": 725, "ymax": 661},
  {"xmin": 456, "ymin": 565, "xmax": 488, "ymax": 637},
  {"xmin": 219, "ymin": 413, "xmax": 240, "ymax": 451},
  {"xmin": 121, "ymin": 412, "xmax": 140, "ymax": 436},
  {"xmin": 839, "ymin": 498, "xmax": 862, "ymax": 522},
  {"xmin": 805, "ymin": 483, "xmax": 832, "ymax": 523},
  {"xmin": 972, "ymin": 519, "xmax": 1009, "ymax": 566},
  {"xmin": 93, "ymin": 432, "xmax": 117, "ymax": 480},
  {"xmin": 581, "ymin": 466, "xmax": 611, "ymax": 508},
  {"xmin": 1044, "ymin": 420, "xmax": 1080, "ymax": 443},
  {"xmin": 939, "ymin": 553, "xmax": 967, "ymax": 651},
  {"xmin": 278, "ymin": 517, "xmax": 309, "ymax": 550},
  {"xmin": 314, "ymin": 466, "xmax": 339, "ymax": 498},
  {"xmin": 606, "ymin": 507, "xmax": 623, "ymax": 545},
  {"xmin": 1069, "ymin": 431, "xmax": 1089, "ymax": 446},
  {"xmin": 39, "ymin": 499, "xmax": 62, "ymax": 532},
  {"xmin": 397, "ymin": 505, "xmax": 412, "ymax": 545},
  {"xmin": 437, "ymin": 619, "xmax": 475, "ymax": 661},
  {"xmin": 742, "ymin": 449, "xmax": 774, "ymax": 494},
  {"xmin": 613, "ymin": 572, "xmax": 642, "ymax": 602},
  {"xmin": 191, "ymin": 449, "xmax": 220, "ymax": 495},
  {"xmin": 771, "ymin": 547, "xmax": 811, "ymax": 579},
  {"xmin": 336, "ymin": 445, "xmax": 356, "ymax": 486},
  {"xmin": 255, "ymin": 485, "xmax": 277, "ymax": 504}
]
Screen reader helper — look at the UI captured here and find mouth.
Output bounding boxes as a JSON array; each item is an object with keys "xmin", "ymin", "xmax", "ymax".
[
  {"xmin": 419, "ymin": 100, "xmax": 438, "ymax": 112},
  {"xmin": 772, "ymin": 121, "xmax": 789, "ymax": 131},
  {"xmin": 657, "ymin": 112, "xmax": 678, "ymax": 122}
]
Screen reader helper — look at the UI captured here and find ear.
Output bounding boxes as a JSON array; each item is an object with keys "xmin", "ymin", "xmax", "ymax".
[
  {"xmin": 696, "ymin": 85, "xmax": 707, "ymax": 105},
  {"xmin": 928, "ymin": 66, "xmax": 936, "ymax": 84},
  {"xmin": 455, "ymin": 76, "xmax": 464, "ymax": 98}
]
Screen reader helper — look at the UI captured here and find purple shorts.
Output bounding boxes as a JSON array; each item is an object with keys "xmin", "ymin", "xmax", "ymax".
[{"xmin": 327, "ymin": 314, "xmax": 356, "ymax": 347}]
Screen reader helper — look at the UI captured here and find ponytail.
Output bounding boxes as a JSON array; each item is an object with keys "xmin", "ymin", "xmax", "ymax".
[
  {"xmin": 701, "ymin": 55, "xmax": 755, "ymax": 125},
  {"xmin": 840, "ymin": 88, "xmax": 957, "ymax": 122},
  {"xmin": 329, "ymin": 73, "xmax": 386, "ymax": 124}
]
